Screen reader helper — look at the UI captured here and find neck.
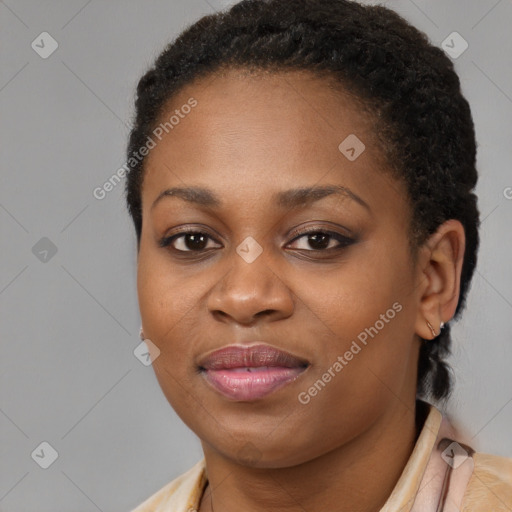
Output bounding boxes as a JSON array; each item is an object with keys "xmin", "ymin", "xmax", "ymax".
[{"xmin": 199, "ymin": 400, "xmax": 426, "ymax": 512}]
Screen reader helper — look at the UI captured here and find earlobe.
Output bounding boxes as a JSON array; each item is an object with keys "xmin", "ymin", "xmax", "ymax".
[{"xmin": 415, "ymin": 219, "xmax": 465, "ymax": 340}]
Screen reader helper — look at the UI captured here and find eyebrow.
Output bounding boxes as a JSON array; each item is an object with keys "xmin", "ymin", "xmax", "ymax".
[{"xmin": 151, "ymin": 184, "xmax": 371, "ymax": 212}]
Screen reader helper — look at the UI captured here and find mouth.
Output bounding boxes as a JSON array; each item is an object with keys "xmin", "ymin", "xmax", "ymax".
[{"xmin": 198, "ymin": 343, "xmax": 310, "ymax": 401}]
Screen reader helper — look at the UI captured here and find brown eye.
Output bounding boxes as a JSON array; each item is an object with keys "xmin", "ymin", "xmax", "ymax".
[
  {"xmin": 288, "ymin": 230, "xmax": 355, "ymax": 251},
  {"xmin": 159, "ymin": 231, "xmax": 221, "ymax": 252}
]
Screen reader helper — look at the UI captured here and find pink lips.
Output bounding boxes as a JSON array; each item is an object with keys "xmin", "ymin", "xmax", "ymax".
[{"xmin": 198, "ymin": 344, "xmax": 309, "ymax": 401}]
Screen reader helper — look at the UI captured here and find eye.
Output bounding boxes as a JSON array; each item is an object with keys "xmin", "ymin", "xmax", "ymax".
[
  {"xmin": 287, "ymin": 229, "xmax": 355, "ymax": 251},
  {"xmin": 159, "ymin": 226, "xmax": 355, "ymax": 255},
  {"xmin": 159, "ymin": 229, "xmax": 221, "ymax": 253}
]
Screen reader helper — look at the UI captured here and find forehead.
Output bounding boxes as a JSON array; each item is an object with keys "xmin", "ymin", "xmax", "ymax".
[
  {"xmin": 152, "ymin": 68, "xmax": 377, "ymax": 155},
  {"xmin": 142, "ymin": 68, "xmax": 406, "ymax": 216}
]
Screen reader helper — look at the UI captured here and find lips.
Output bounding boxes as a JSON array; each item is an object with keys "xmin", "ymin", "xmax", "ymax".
[
  {"xmin": 198, "ymin": 344, "xmax": 309, "ymax": 370},
  {"xmin": 198, "ymin": 344, "xmax": 309, "ymax": 401}
]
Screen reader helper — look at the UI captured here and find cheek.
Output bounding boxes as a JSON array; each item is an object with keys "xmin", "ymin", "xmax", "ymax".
[
  {"xmin": 137, "ymin": 248, "xmax": 204, "ymax": 380},
  {"xmin": 294, "ymin": 242, "xmax": 415, "ymax": 396},
  {"xmin": 300, "ymin": 245, "xmax": 407, "ymax": 337},
  {"xmin": 138, "ymin": 244, "xmax": 196, "ymax": 330},
  {"xmin": 136, "ymin": 249, "xmax": 208, "ymax": 421}
]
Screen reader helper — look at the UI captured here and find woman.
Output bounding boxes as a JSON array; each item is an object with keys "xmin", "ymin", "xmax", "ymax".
[{"xmin": 126, "ymin": 0, "xmax": 512, "ymax": 510}]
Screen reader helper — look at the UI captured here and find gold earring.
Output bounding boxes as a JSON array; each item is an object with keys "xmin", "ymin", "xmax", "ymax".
[
  {"xmin": 426, "ymin": 321, "xmax": 437, "ymax": 337},
  {"xmin": 426, "ymin": 321, "xmax": 444, "ymax": 338}
]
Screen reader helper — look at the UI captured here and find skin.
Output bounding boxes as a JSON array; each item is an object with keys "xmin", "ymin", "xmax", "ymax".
[{"xmin": 136, "ymin": 68, "xmax": 465, "ymax": 512}]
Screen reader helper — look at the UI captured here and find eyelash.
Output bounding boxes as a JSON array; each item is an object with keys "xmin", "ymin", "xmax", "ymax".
[{"xmin": 158, "ymin": 226, "xmax": 355, "ymax": 255}]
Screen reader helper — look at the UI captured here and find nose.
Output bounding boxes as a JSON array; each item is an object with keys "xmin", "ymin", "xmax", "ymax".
[{"xmin": 206, "ymin": 246, "xmax": 294, "ymax": 326}]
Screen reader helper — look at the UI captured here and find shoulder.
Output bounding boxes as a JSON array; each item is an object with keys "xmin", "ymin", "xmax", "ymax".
[
  {"xmin": 131, "ymin": 459, "xmax": 206, "ymax": 512},
  {"xmin": 461, "ymin": 451, "xmax": 512, "ymax": 511}
]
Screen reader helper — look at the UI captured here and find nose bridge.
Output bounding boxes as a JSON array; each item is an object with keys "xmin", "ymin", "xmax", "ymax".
[
  {"xmin": 207, "ymin": 237, "xmax": 294, "ymax": 323},
  {"xmin": 230, "ymin": 250, "xmax": 273, "ymax": 294},
  {"xmin": 223, "ymin": 239, "xmax": 279, "ymax": 301}
]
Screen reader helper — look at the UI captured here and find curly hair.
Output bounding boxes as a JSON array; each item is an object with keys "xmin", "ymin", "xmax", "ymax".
[{"xmin": 125, "ymin": 0, "xmax": 480, "ymax": 403}]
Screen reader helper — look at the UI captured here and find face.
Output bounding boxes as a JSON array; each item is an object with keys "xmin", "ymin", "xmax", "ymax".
[{"xmin": 137, "ymin": 69, "xmax": 423, "ymax": 468}]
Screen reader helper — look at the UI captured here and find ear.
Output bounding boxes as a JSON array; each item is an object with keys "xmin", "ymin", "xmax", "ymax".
[{"xmin": 414, "ymin": 219, "xmax": 466, "ymax": 340}]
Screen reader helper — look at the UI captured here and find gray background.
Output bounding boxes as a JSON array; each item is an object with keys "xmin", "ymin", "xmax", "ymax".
[{"xmin": 1, "ymin": 0, "xmax": 511, "ymax": 511}]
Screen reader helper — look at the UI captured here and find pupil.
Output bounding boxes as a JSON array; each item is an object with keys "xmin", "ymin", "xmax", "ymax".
[
  {"xmin": 186, "ymin": 233, "xmax": 207, "ymax": 250},
  {"xmin": 309, "ymin": 233, "xmax": 329, "ymax": 250}
]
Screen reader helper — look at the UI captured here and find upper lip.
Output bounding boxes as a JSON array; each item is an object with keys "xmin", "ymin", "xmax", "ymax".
[{"xmin": 198, "ymin": 343, "xmax": 310, "ymax": 370}]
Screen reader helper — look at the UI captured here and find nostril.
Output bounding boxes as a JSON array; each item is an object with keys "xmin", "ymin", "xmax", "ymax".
[{"xmin": 256, "ymin": 309, "xmax": 274, "ymax": 317}]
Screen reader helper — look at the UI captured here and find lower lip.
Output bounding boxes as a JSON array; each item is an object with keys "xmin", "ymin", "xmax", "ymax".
[{"xmin": 201, "ymin": 366, "xmax": 307, "ymax": 401}]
